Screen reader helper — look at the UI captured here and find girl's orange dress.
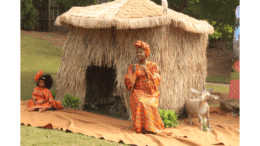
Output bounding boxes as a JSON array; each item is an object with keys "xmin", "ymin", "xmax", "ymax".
[
  {"xmin": 28, "ymin": 87, "xmax": 63, "ymax": 111},
  {"xmin": 124, "ymin": 61, "xmax": 164, "ymax": 133}
]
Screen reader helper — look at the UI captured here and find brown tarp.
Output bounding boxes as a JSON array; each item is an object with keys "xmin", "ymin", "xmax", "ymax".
[{"xmin": 21, "ymin": 100, "xmax": 239, "ymax": 146}]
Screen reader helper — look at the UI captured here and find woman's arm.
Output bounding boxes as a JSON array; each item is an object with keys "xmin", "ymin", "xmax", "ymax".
[
  {"xmin": 32, "ymin": 96, "xmax": 37, "ymax": 105},
  {"xmin": 124, "ymin": 64, "xmax": 138, "ymax": 91},
  {"xmin": 45, "ymin": 89, "xmax": 54, "ymax": 103},
  {"xmin": 146, "ymin": 63, "xmax": 161, "ymax": 94},
  {"xmin": 32, "ymin": 88, "xmax": 38, "ymax": 105}
]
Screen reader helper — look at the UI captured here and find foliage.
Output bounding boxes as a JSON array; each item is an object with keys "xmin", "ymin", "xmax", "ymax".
[
  {"xmin": 62, "ymin": 93, "xmax": 83, "ymax": 109},
  {"xmin": 56, "ymin": 0, "xmax": 96, "ymax": 13},
  {"xmin": 21, "ymin": 0, "xmax": 38, "ymax": 30},
  {"xmin": 159, "ymin": 109, "xmax": 181, "ymax": 128},
  {"xmin": 151, "ymin": 0, "xmax": 239, "ymax": 41},
  {"xmin": 51, "ymin": 91, "xmax": 56, "ymax": 99}
]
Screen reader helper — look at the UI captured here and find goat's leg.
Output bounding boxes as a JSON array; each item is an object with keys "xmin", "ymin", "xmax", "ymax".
[
  {"xmin": 198, "ymin": 114, "xmax": 203, "ymax": 124},
  {"xmin": 197, "ymin": 114, "xmax": 204, "ymax": 131},
  {"xmin": 206, "ymin": 111, "xmax": 211, "ymax": 129},
  {"xmin": 188, "ymin": 114, "xmax": 192, "ymax": 125}
]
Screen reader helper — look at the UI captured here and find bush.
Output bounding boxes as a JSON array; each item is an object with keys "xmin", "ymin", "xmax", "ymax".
[
  {"xmin": 62, "ymin": 93, "xmax": 83, "ymax": 109},
  {"xmin": 21, "ymin": 0, "xmax": 38, "ymax": 30},
  {"xmin": 51, "ymin": 91, "xmax": 56, "ymax": 99},
  {"xmin": 56, "ymin": 0, "xmax": 96, "ymax": 13},
  {"xmin": 158, "ymin": 109, "xmax": 182, "ymax": 128}
]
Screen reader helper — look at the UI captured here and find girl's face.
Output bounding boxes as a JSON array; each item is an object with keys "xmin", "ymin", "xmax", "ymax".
[
  {"xmin": 136, "ymin": 48, "xmax": 146, "ymax": 62},
  {"xmin": 38, "ymin": 80, "xmax": 45, "ymax": 88}
]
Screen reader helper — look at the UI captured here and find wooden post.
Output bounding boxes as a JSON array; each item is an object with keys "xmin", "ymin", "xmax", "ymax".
[{"xmin": 48, "ymin": 0, "xmax": 51, "ymax": 32}]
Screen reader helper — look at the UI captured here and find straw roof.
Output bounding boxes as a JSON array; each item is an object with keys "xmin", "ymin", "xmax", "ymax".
[{"xmin": 55, "ymin": 0, "xmax": 214, "ymax": 34}]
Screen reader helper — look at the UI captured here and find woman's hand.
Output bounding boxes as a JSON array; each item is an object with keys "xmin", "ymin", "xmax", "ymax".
[
  {"xmin": 32, "ymin": 96, "xmax": 37, "ymax": 105},
  {"xmin": 37, "ymin": 99, "xmax": 46, "ymax": 104},
  {"xmin": 132, "ymin": 60, "xmax": 137, "ymax": 72},
  {"xmin": 139, "ymin": 64, "xmax": 148, "ymax": 74}
]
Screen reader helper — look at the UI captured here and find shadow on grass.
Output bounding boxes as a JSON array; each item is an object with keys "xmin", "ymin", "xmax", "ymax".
[{"xmin": 206, "ymin": 75, "xmax": 231, "ymax": 84}]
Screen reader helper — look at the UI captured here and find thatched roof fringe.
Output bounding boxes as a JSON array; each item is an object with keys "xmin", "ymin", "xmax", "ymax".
[{"xmin": 56, "ymin": 16, "xmax": 214, "ymax": 34}]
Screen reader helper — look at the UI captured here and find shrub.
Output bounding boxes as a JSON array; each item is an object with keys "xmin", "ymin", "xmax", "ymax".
[
  {"xmin": 21, "ymin": 0, "xmax": 38, "ymax": 30},
  {"xmin": 159, "ymin": 109, "xmax": 182, "ymax": 128},
  {"xmin": 62, "ymin": 93, "xmax": 83, "ymax": 109},
  {"xmin": 51, "ymin": 91, "xmax": 56, "ymax": 99}
]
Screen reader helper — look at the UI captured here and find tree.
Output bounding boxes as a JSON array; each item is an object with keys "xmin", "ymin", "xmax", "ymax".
[
  {"xmin": 151, "ymin": 0, "xmax": 239, "ymax": 41},
  {"xmin": 56, "ymin": 0, "xmax": 96, "ymax": 13},
  {"xmin": 21, "ymin": 0, "xmax": 38, "ymax": 30}
]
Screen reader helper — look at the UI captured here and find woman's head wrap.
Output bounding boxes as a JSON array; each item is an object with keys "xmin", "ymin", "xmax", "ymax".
[
  {"xmin": 134, "ymin": 40, "xmax": 150, "ymax": 58},
  {"xmin": 34, "ymin": 71, "xmax": 44, "ymax": 83}
]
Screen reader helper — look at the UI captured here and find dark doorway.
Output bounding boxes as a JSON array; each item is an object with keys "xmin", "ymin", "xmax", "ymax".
[{"xmin": 85, "ymin": 63, "xmax": 117, "ymax": 106}]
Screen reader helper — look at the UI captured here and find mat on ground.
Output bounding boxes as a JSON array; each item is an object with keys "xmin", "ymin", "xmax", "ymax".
[{"xmin": 21, "ymin": 100, "xmax": 239, "ymax": 146}]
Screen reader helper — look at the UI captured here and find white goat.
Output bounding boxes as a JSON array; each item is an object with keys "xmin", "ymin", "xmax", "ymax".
[
  {"xmin": 162, "ymin": 0, "xmax": 168, "ymax": 14},
  {"xmin": 185, "ymin": 87, "xmax": 219, "ymax": 130}
]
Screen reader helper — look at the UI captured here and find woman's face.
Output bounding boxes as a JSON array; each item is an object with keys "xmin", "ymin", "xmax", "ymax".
[
  {"xmin": 136, "ymin": 48, "xmax": 146, "ymax": 62},
  {"xmin": 38, "ymin": 80, "xmax": 45, "ymax": 88}
]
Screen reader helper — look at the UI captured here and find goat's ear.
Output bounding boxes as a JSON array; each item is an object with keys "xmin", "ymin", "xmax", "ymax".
[
  {"xmin": 208, "ymin": 87, "xmax": 214, "ymax": 92},
  {"xmin": 191, "ymin": 88, "xmax": 200, "ymax": 94},
  {"xmin": 210, "ymin": 95, "xmax": 219, "ymax": 99}
]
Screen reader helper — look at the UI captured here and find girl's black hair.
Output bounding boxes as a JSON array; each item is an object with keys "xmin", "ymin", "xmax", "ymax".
[{"xmin": 36, "ymin": 74, "xmax": 53, "ymax": 89}]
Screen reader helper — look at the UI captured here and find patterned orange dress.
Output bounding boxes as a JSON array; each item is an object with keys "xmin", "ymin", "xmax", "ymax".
[
  {"xmin": 28, "ymin": 87, "xmax": 63, "ymax": 111},
  {"xmin": 124, "ymin": 61, "xmax": 164, "ymax": 133}
]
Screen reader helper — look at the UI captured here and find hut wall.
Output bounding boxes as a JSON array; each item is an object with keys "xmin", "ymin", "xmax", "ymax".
[
  {"xmin": 158, "ymin": 26, "xmax": 208, "ymax": 114},
  {"xmin": 55, "ymin": 25, "xmax": 208, "ymax": 115}
]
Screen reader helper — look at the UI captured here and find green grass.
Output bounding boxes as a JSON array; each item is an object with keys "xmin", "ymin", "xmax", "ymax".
[
  {"xmin": 230, "ymin": 70, "xmax": 239, "ymax": 80},
  {"xmin": 21, "ymin": 34, "xmax": 62, "ymax": 73},
  {"xmin": 21, "ymin": 33, "xmax": 129, "ymax": 146},
  {"xmin": 46, "ymin": 33, "xmax": 54, "ymax": 37},
  {"xmin": 21, "ymin": 125, "xmax": 128, "ymax": 146},
  {"xmin": 206, "ymin": 75, "xmax": 231, "ymax": 84},
  {"xmin": 205, "ymin": 85, "xmax": 229, "ymax": 94},
  {"xmin": 209, "ymin": 103, "xmax": 220, "ymax": 107}
]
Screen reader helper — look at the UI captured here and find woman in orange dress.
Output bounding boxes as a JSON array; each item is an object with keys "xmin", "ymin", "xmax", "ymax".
[
  {"xmin": 28, "ymin": 71, "xmax": 63, "ymax": 112},
  {"xmin": 124, "ymin": 40, "xmax": 164, "ymax": 134}
]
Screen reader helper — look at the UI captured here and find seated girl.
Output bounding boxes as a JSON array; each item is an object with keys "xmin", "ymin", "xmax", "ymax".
[{"xmin": 28, "ymin": 71, "xmax": 63, "ymax": 112}]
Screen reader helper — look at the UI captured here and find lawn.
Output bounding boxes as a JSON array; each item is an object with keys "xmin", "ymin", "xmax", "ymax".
[
  {"xmin": 21, "ymin": 33, "xmax": 128, "ymax": 146},
  {"xmin": 206, "ymin": 75, "xmax": 231, "ymax": 84},
  {"xmin": 205, "ymin": 85, "xmax": 229, "ymax": 94},
  {"xmin": 230, "ymin": 69, "xmax": 240, "ymax": 80},
  {"xmin": 21, "ymin": 125, "xmax": 127, "ymax": 146},
  {"xmin": 206, "ymin": 70, "xmax": 239, "ymax": 84}
]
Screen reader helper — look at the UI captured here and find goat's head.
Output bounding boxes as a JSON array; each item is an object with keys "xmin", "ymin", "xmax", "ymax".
[{"xmin": 191, "ymin": 87, "xmax": 219, "ymax": 100}]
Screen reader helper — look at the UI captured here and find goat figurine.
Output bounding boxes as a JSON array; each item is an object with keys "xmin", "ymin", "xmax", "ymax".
[{"xmin": 185, "ymin": 87, "xmax": 219, "ymax": 130}]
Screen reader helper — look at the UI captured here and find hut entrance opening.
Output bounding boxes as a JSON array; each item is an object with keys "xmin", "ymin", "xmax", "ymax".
[
  {"xmin": 85, "ymin": 63, "xmax": 117, "ymax": 107},
  {"xmin": 85, "ymin": 62, "xmax": 128, "ymax": 119}
]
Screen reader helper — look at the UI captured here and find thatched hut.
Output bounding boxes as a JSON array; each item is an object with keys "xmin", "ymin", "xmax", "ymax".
[{"xmin": 54, "ymin": 0, "xmax": 214, "ymax": 118}]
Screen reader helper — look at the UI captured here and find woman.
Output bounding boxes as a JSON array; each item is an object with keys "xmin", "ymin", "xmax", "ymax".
[
  {"xmin": 124, "ymin": 40, "xmax": 164, "ymax": 134},
  {"xmin": 28, "ymin": 71, "xmax": 63, "ymax": 112}
]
